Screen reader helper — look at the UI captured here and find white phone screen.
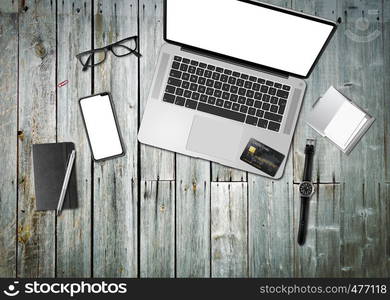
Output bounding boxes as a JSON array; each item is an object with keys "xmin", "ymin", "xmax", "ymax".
[{"xmin": 80, "ymin": 94, "xmax": 124, "ymax": 160}]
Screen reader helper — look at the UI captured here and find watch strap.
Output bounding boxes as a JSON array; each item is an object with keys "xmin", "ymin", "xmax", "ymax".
[{"xmin": 302, "ymin": 144, "xmax": 314, "ymax": 182}]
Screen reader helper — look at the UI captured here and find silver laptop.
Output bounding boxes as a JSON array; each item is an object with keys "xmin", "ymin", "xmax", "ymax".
[{"xmin": 138, "ymin": 0, "xmax": 336, "ymax": 179}]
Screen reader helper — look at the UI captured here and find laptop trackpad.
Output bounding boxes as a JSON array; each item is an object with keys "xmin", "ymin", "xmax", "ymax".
[{"xmin": 186, "ymin": 116, "xmax": 243, "ymax": 161}]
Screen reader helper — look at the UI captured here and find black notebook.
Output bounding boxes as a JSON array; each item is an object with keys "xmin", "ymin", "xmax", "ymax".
[{"xmin": 32, "ymin": 142, "xmax": 77, "ymax": 210}]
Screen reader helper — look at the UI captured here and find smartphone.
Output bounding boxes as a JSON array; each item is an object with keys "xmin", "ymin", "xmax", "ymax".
[{"xmin": 79, "ymin": 92, "xmax": 125, "ymax": 161}]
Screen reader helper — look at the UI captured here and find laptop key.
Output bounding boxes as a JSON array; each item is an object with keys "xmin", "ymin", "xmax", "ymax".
[
  {"xmin": 182, "ymin": 58, "xmax": 190, "ymax": 64},
  {"xmin": 264, "ymin": 111, "xmax": 282, "ymax": 123},
  {"xmin": 222, "ymin": 92, "xmax": 230, "ymax": 100},
  {"xmin": 185, "ymin": 99, "xmax": 198, "ymax": 109},
  {"xmin": 271, "ymin": 96, "xmax": 278, "ymax": 104},
  {"xmin": 196, "ymin": 68, "xmax": 204, "ymax": 76},
  {"xmin": 188, "ymin": 66, "xmax": 196, "ymax": 73},
  {"xmin": 232, "ymin": 103, "xmax": 240, "ymax": 111},
  {"xmin": 241, "ymin": 74, "xmax": 249, "ymax": 80},
  {"xmin": 245, "ymin": 115, "xmax": 258, "ymax": 126},
  {"xmin": 268, "ymin": 121, "xmax": 280, "ymax": 132},
  {"xmin": 277, "ymin": 89, "xmax": 289, "ymax": 98},
  {"xmin": 166, "ymin": 85, "xmax": 175, "ymax": 94},
  {"xmin": 224, "ymin": 69, "xmax": 232, "ymax": 75},
  {"xmin": 168, "ymin": 77, "xmax": 181, "ymax": 87},
  {"xmin": 257, "ymin": 118, "xmax": 268, "ymax": 128},
  {"xmin": 253, "ymin": 83, "xmax": 260, "ymax": 91},
  {"xmin": 174, "ymin": 56, "xmax": 182, "ymax": 61},
  {"xmin": 246, "ymin": 98, "xmax": 254, "ymax": 106},
  {"xmin": 206, "ymin": 79, "xmax": 214, "ymax": 87},
  {"xmin": 180, "ymin": 64, "xmax": 188, "ymax": 72},
  {"xmin": 248, "ymin": 107, "xmax": 256, "ymax": 115},
  {"xmin": 244, "ymin": 81, "xmax": 252, "ymax": 89},
  {"xmin": 190, "ymin": 75, "xmax": 198, "ymax": 82},
  {"xmin": 182, "ymin": 81, "xmax": 190, "ymax": 89},
  {"xmin": 214, "ymin": 81, "xmax": 222, "ymax": 89},
  {"xmin": 197, "ymin": 102, "xmax": 246, "ymax": 122},
  {"xmin": 233, "ymin": 71, "xmax": 240, "ymax": 77},
  {"xmin": 206, "ymin": 87, "xmax": 214, "ymax": 95},
  {"xmin": 220, "ymin": 75, "xmax": 228, "ymax": 82},
  {"xmin": 190, "ymin": 60, "xmax": 198, "ymax": 66},
  {"xmin": 190, "ymin": 83, "xmax": 198, "ymax": 91},
  {"xmin": 230, "ymin": 86, "xmax": 238, "ymax": 93},
  {"xmin": 176, "ymin": 88, "xmax": 184, "ymax": 96},
  {"xmin": 260, "ymin": 85, "xmax": 268, "ymax": 93},
  {"xmin": 172, "ymin": 61, "xmax": 180, "ymax": 69},
  {"xmin": 200, "ymin": 94, "xmax": 208, "ymax": 102},
  {"xmin": 254, "ymin": 92, "xmax": 262, "ymax": 100},
  {"xmin": 216, "ymin": 67, "xmax": 223, "ymax": 73},
  {"xmin": 199, "ymin": 62, "xmax": 207, "ymax": 68},
  {"xmin": 269, "ymin": 87, "xmax": 276, "ymax": 95},
  {"xmin": 240, "ymin": 105, "xmax": 248, "ymax": 113},
  {"xmin": 256, "ymin": 109, "xmax": 264, "ymax": 118},
  {"xmin": 182, "ymin": 73, "xmax": 190, "ymax": 81},
  {"xmin": 257, "ymin": 78, "xmax": 265, "ymax": 84},
  {"xmin": 246, "ymin": 90, "xmax": 254, "ymax": 98},
  {"xmin": 230, "ymin": 94, "xmax": 238, "ymax": 102},
  {"xmin": 238, "ymin": 96, "xmax": 246, "ymax": 104},
  {"xmin": 223, "ymin": 101, "xmax": 232, "ymax": 109},
  {"xmin": 249, "ymin": 76, "xmax": 257, "ymax": 82},
  {"xmin": 204, "ymin": 70, "xmax": 212, "ymax": 78},
  {"xmin": 278, "ymin": 105, "xmax": 286, "ymax": 115},
  {"xmin": 222, "ymin": 83, "xmax": 230, "ymax": 91},
  {"xmin": 262, "ymin": 102, "xmax": 270, "ymax": 110},
  {"xmin": 262, "ymin": 94, "xmax": 270, "ymax": 102},
  {"xmin": 198, "ymin": 77, "xmax": 206, "ymax": 85},
  {"xmin": 184, "ymin": 90, "xmax": 192, "ymax": 98},
  {"xmin": 208, "ymin": 97, "xmax": 216, "ymax": 105},
  {"xmin": 192, "ymin": 92, "xmax": 200, "ymax": 100},
  {"xmin": 274, "ymin": 83, "xmax": 282, "ymax": 88},
  {"xmin": 237, "ymin": 79, "xmax": 244, "ymax": 87},
  {"xmin": 270, "ymin": 105, "xmax": 278, "ymax": 113},
  {"xmin": 214, "ymin": 90, "xmax": 222, "ymax": 98},
  {"xmin": 207, "ymin": 65, "xmax": 215, "ymax": 70},
  {"xmin": 163, "ymin": 93, "xmax": 175, "ymax": 103},
  {"xmin": 254, "ymin": 101, "xmax": 262, "ymax": 108},
  {"xmin": 278, "ymin": 98, "xmax": 287, "ymax": 106},
  {"xmin": 175, "ymin": 96, "xmax": 185, "ymax": 106},
  {"xmin": 266, "ymin": 80, "xmax": 274, "ymax": 86},
  {"xmin": 238, "ymin": 88, "xmax": 246, "ymax": 96},
  {"xmin": 198, "ymin": 85, "xmax": 206, "ymax": 93},
  {"xmin": 282, "ymin": 85, "xmax": 291, "ymax": 91},
  {"xmin": 228, "ymin": 77, "xmax": 236, "ymax": 84},
  {"xmin": 212, "ymin": 72, "xmax": 220, "ymax": 80}
]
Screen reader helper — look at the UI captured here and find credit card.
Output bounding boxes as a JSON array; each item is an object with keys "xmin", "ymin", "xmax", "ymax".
[{"xmin": 240, "ymin": 138, "xmax": 285, "ymax": 177}]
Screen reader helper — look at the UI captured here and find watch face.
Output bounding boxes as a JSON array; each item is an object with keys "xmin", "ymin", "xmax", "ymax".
[{"xmin": 299, "ymin": 182, "xmax": 313, "ymax": 196}]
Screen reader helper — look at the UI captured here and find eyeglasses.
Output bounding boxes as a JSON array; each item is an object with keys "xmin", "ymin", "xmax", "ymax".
[{"xmin": 76, "ymin": 36, "xmax": 141, "ymax": 71}]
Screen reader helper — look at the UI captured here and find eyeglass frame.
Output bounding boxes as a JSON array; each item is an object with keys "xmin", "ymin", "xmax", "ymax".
[{"xmin": 76, "ymin": 35, "xmax": 141, "ymax": 71}]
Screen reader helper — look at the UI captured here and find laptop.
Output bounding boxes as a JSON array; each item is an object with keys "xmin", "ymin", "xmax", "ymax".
[{"xmin": 138, "ymin": 0, "xmax": 336, "ymax": 179}]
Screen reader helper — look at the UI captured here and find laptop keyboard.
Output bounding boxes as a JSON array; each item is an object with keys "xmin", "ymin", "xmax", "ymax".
[{"xmin": 162, "ymin": 55, "xmax": 291, "ymax": 132}]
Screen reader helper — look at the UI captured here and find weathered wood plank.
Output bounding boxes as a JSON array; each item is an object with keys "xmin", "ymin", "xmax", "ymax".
[
  {"xmin": 248, "ymin": 0, "xmax": 294, "ymax": 278},
  {"xmin": 385, "ymin": 183, "xmax": 390, "ymax": 276},
  {"xmin": 17, "ymin": 0, "xmax": 57, "ymax": 278},
  {"xmin": 139, "ymin": 0, "xmax": 174, "ymax": 180},
  {"xmin": 294, "ymin": 184, "xmax": 341, "ymax": 277},
  {"xmin": 0, "ymin": 1, "xmax": 18, "ymax": 277},
  {"xmin": 176, "ymin": 154, "xmax": 210, "ymax": 277},
  {"xmin": 292, "ymin": 0, "xmax": 341, "ymax": 183},
  {"xmin": 337, "ymin": 0, "xmax": 386, "ymax": 277},
  {"xmin": 56, "ymin": 0, "xmax": 92, "ymax": 277},
  {"xmin": 140, "ymin": 180, "xmax": 175, "ymax": 277},
  {"xmin": 384, "ymin": 0, "xmax": 390, "ymax": 181},
  {"xmin": 211, "ymin": 182, "xmax": 248, "ymax": 277},
  {"xmin": 93, "ymin": 0, "xmax": 138, "ymax": 277},
  {"xmin": 248, "ymin": 158, "xmax": 294, "ymax": 277}
]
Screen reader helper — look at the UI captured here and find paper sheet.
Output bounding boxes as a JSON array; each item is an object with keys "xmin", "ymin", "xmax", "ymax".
[{"xmin": 323, "ymin": 101, "xmax": 367, "ymax": 150}]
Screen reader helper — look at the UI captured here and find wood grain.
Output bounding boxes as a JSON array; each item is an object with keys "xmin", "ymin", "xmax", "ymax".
[
  {"xmin": 92, "ymin": 0, "xmax": 138, "ymax": 277},
  {"xmin": 140, "ymin": 180, "xmax": 175, "ymax": 277},
  {"xmin": 337, "ymin": 0, "xmax": 386, "ymax": 277},
  {"xmin": 56, "ymin": 0, "xmax": 92, "ymax": 277},
  {"xmin": 139, "ymin": 0, "xmax": 175, "ymax": 181},
  {"xmin": 0, "ymin": 1, "xmax": 18, "ymax": 277},
  {"xmin": 176, "ymin": 154, "xmax": 210, "ymax": 277},
  {"xmin": 211, "ymin": 182, "xmax": 248, "ymax": 277},
  {"xmin": 17, "ymin": 0, "xmax": 57, "ymax": 278}
]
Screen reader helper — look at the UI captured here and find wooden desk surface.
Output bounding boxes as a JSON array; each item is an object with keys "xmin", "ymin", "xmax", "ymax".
[{"xmin": 0, "ymin": 0, "xmax": 388, "ymax": 277}]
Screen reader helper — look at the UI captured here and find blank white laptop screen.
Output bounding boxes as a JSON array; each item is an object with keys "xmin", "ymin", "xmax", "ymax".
[
  {"xmin": 80, "ymin": 94, "xmax": 124, "ymax": 160},
  {"xmin": 166, "ymin": 0, "xmax": 335, "ymax": 77}
]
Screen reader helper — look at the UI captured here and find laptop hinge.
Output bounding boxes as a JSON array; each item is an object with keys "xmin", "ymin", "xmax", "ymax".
[{"xmin": 180, "ymin": 46, "xmax": 290, "ymax": 79}]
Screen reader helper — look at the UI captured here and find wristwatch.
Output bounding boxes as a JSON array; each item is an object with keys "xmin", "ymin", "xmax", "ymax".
[{"xmin": 297, "ymin": 139, "xmax": 315, "ymax": 246}]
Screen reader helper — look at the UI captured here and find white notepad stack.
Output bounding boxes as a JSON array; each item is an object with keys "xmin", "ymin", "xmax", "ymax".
[{"xmin": 306, "ymin": 86, "xmax": 375, "ymax": 154}]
